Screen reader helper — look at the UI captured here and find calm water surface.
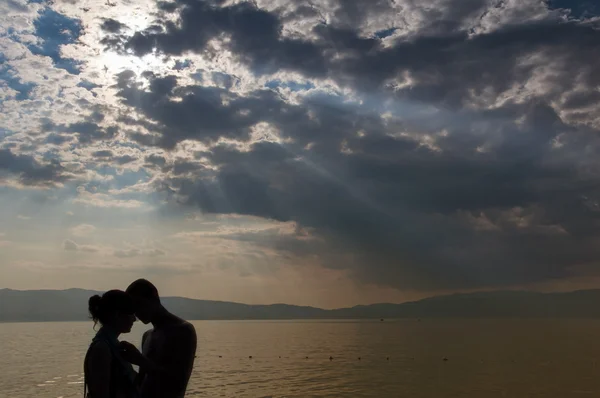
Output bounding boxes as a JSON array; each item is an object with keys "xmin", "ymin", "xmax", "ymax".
[{"xmin": 1, "ymin": 319, "xmax": 600, "ymax": 397}]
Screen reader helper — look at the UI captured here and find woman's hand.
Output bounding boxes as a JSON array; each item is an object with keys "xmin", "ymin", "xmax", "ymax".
[{"xmin": 119, "ymin": 341, "xmax": 145, "ymax": 366}]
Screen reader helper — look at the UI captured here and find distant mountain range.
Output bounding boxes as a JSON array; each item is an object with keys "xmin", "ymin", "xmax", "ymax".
[{"xmin": 2, "ymin": 288, "xmax": 600, "ymax": 322}]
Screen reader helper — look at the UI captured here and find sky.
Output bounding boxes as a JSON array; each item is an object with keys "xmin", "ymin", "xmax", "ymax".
[{"xmin": 1, "ymin": 0, "xmax": 600, "ymax": 308}]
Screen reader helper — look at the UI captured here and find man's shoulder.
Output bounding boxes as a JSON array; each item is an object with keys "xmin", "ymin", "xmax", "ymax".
[
  {"xmin": 176, "ymin": 320, "xmax": 196, "ymax": 337},
  {"xmin": 165, "ymin": 320, "xmax": 196, "ymax": 348},
  {"xmin": 180, "ymin": 319, "xmax": 194, "ymax": 329}
]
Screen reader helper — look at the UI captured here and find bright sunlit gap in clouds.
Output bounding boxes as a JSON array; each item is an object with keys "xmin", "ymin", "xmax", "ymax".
[
  {"xmin": 96, "ymin": 51, "xmax": 165, "ymax": 76},
  {"xmin": 1, "ymin": 0, "xmax": 600, "ymax": 307}
]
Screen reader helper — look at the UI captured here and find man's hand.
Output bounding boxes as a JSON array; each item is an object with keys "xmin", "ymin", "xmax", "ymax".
[{"xmin": 120, "ymin": 341, "xmax": 165, "ymax": 374}]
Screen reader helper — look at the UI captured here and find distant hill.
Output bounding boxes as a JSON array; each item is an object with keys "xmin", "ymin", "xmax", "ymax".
[{"xmin": 2, "ymin": 288, "xmax": 600, "ymax": 322}]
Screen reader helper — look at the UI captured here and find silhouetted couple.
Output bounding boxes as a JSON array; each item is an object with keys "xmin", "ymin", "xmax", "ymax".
[{"xmin": 84, "ymin": 279, "xmax": 197, "ymax": 398}]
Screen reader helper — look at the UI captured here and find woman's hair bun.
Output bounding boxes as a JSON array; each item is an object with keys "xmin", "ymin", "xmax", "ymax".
[{"xmin": 88, "ymin": 294, "xmax": 103, "ymax": 322}]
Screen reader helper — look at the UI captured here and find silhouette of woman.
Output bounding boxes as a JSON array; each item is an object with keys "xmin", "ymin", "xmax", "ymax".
[{"xmin": 84, "ymin": 290, "xmax": 139, "ymax": 398}]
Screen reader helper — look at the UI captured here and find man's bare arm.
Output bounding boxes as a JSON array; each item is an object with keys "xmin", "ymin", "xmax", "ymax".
[
  {"xmin": 136, "ymin": 330, "xmax": 151, "ymax": 387},
  {"xmin": 166, "ymin": 323, "xmax": 197, "ymax": 394}
]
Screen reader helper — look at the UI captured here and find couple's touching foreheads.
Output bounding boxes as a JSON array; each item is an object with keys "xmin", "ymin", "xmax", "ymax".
[{"xmin": 84, "ymin": 279, "xmax": 197, "ymax": 398}]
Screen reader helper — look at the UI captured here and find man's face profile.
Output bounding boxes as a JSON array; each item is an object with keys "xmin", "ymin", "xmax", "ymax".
[{"xmin": 133, "ymin": 296, "xmax": 153, "ymax": 324}]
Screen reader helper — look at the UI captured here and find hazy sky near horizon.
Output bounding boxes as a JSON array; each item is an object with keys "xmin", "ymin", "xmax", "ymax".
[{"xmin": 1, "ymin": 0, "xmax": 600, "ymax": 308}]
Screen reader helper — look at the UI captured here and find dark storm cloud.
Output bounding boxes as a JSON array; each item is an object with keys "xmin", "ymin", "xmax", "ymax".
[
  {"xmin": 100, "ymin": 18, "xmax": 128, "ymax": 34},
  {"xmin": 92, "ymin": 150, "xmax": 114, "ymax": 158},
  {"xmin": 61, "ymin": 122, "xmax": 118, "ymax": 144},
  {"xmin": 329, "ymin": 0, "xmax": 489, "ymax": 32},
  {"xmin": 113, "ymin": 0, "xmax": 600, "ymax": 113},
  {"xmin": 144, "ymin": 154, "xmax": 167, "ymax": 168},
  {"xmin": 0, "ymin": 148, "xmax": 70, "ymax": 187},
  {"xmin": 168, "ymin": 105, "xmax": 598, "ymax": 287},
  {"xmin": 148, "ymin": 94, "xmax": 600, "ymax": 289},
  {"xmin": 371, "ymin": 22, "xmax": 599, "ymax": 106},
  {"xmin": 114, "ymin": 155, "xmax": 137, "ymax": 165},
  {"xmin": 102, "ymin": 0, "xmax": 600, "ymax": 290},
  {"xmin": 115, "ymin": 71, "xmax": 292, "ymax": 148},
  {"xmin": 123, "ymin": 0, "xmax": 327, "ymax": 76},
  {"xmin": 114, "ymin": 80, "xmax": 600, "ymax": 289},
  {"xmin": 43, "ymin": 115, "xmax": 119, "ymax": 144},
  {"xmin": 91, "ymin": 150, "xmax": 138, "ymax": 165},
  {"xmin": 115, "ymin": 70, "xmax": 389, "ymax": 150},
  {"xmin": 44, "ymin": 133, "xmax": 73, "ymax": 145}
]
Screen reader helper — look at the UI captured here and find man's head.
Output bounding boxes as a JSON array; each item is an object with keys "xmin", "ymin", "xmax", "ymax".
[{"xmin": 126, "ymin": 279, "xmax": 161, "ymax": 324}]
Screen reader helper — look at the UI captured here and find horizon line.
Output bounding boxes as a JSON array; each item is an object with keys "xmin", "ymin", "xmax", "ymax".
[{"xmin": 2, "ymin": 287, "xmax": 599, "ymax": 310}]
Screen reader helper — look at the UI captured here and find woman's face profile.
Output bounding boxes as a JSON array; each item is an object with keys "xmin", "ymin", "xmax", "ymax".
[{"xmin": 115, "ymin": 312, "xmax": 137, "ymax": 333}]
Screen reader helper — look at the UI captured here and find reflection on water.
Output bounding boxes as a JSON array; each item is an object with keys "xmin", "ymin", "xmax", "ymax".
[{"xmin": 2, "ymin": 319, "xmax": 600, "ymax": 397}]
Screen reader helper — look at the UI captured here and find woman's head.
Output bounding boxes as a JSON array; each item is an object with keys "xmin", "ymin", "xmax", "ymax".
[{"xmin": 88, "ymin": 290, "xmax": 136, "ymax": 333}]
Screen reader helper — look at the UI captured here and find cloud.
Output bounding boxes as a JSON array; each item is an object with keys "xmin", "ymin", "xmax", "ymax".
[
  {"xmin": 116, "ymin": 59, "xmax": 600, "ymax": 291},
  {"xmin": 0, "ymin": 149, "xmax": 71, "ymax": 187},
  {"xmin": 63, "ymin": 239, "xmax": 78, "ymax": 251},
  {"xmin": 548, "ymin": 0, "xmax": 600, "ymax": 19},
  {"xmin": 73, "ymin": 187, "xmax": 148, "ymax": 209},
  {"xmin": 2, "ymin": 0, "xmax": 600, "ymax": 296},
  {"xmin": 45, "ymin": 120, "xmax": 119, "ymax": 145},
  {"xmin": 114, "ymin": 247, "xmax": 166, "ymax": 258},
  {"xmin": 109, "ymin": 1, "xmax": 600, "ymax": 128},
  {"xmin": 122, "ymin": 1, "xmax": 327, "ymax": 77},
  {"xmin": 62, "ymin": 238, "xmax": 100, "ymax": 253},
  {"xmin": 69, "ymin": 223, "xmax": 96, "ymax": 237},
  {"xmin": 92, "ymin": 150, "xmax": 113, "ymax": 158},
  {"xmin": 0, "ymin": 63, "xmax": 36, "ymax": 101},
  {"xmin": 100, "ymin": 18, "xmax": 128, "ymax": 34},
  {"xmin": 146, "ymin": 248, "xmax": 166, "ymax": 257},
  {"xmin": 114, "ymin": 248, "xmax": 141, "ymax": 258},
  {"xmin": 28, "ymin": 7, "xmax": 83, "ymax": 74},
  {"xmin": 115, "ymin": 71, "xmax": 288, "ymax": 148}
]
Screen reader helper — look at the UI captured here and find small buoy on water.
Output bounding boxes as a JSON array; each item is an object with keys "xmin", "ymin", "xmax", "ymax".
[
  {"xmin": 306, "ymin": 356, "xmax": 309, "ymax": 359},
  {"xmin": 249, "ymin": 356, "xmax": 253, "ymax": 359},
  {"xmin": 380, "ymin": 318, "xmax": 384, "ymax": 321},
  {"xmin": 218, "ymin": 355, "xmax": 222, "ymax": 358},
  {"xmin": 329, "ymin": 356, "xmax": 333, "ymax": 361},
  {"xmin": 386, "ymin": 357, "xmax": 390, "ymax": 360},
  {"xmin": 443, "ymin": 357, "xmax": 448, "ymax": 361},
  {"xmin": 358, "ymin": 357, "xmax": 361, "ymax": 360}
]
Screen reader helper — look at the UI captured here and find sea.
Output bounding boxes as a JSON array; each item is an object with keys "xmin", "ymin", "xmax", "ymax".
[{"xmin": 1, "ymin": 319, "xmax": 600, "ymax": 397}]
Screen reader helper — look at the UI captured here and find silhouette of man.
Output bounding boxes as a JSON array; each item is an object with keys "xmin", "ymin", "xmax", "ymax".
[{"xmin": 126, "ymin": 279, "xmax": 197, "ymax": 398}]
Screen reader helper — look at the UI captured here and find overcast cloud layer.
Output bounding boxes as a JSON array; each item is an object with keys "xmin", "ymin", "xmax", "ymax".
[{"xmin": 1, "ymin": 0, "xmax": 600, "ymax": 305}]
